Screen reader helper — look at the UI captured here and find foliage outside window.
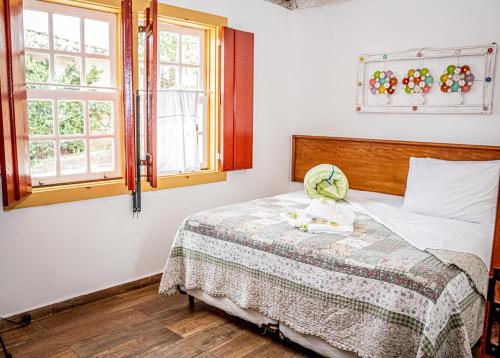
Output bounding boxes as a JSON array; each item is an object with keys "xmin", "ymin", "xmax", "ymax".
[{"xmin": 23, "ymin": 0, "xmax": 120, "ymax": 186}]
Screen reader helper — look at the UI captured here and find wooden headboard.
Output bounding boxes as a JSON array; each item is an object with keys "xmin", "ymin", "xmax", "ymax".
[
  {"xmin": 291, "ymin": 135, "xmax": 500, "ymax": 357},
  {"xmin": 292, "ymin": 135, "xmax": 500, "ymax": 196}
]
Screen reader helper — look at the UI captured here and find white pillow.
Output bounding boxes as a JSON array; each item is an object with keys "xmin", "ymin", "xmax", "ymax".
[
  {"xmin": 424, "ymin": 157, "xmax": 500, "ymax": 166},
  {"xmin": 403, "ymin": 157, "xmax": 500, "ymax": 224}
]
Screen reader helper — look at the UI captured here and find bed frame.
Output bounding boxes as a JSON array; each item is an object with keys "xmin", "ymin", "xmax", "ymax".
[{"xmin": 291, "ymin": 134, "xmax": 500, "ymax": 357}]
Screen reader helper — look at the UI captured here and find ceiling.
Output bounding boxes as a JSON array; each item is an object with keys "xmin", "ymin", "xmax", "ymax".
[{"xmin": 265, "ymin": 0, "xmax": 347, "ymax": 10}]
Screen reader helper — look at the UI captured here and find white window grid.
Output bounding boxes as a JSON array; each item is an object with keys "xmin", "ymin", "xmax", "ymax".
[
  {"xmin": 157, "ymin": 23, "xmax": 206, "ymax": 91},
  {"xmin": 24, "ymin": 0, "xmax": 120, "ymax": 186},
  {"xmin": 156, "ymin": 22, "xmax": 209, "ymax": 170}
]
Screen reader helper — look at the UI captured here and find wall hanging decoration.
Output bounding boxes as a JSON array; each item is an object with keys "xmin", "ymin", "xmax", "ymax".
[
  {"xmin": 402, "ymin": 68, "xmax": 433, "ymax": 105},
  {"xmin": 356, "ymin": 43, "xmax": 496, "ymax": 114},
  {"xmin": 369, "ymin": 70, "xmax": 398, "ymax": 104},
  {"xmin": 439, "ymin": 64, "xmax": 475, "ymax": 105}
]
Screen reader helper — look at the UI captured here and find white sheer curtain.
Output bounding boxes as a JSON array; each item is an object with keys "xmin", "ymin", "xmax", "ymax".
[{"xmin": 156, "ymin": 91, "xmax": 202, "ymax": 175}]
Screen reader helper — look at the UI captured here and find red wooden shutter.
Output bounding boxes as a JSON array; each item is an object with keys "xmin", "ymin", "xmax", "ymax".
[
  {"xmin": 0, "ymin": 0, "xmax": 31, "ymax": 208},
  {"xmin": 482, "ymin": 190, "xmax": 500, "ymax": 356},
  {"xmin": 144, "ymin": 0, "xmax": 157, "ymax": 188},
  {"xmin": 221, "ymin": 27, "xmax": 254, "ymax": 172},
  {"xmin": 221, "ymin": 27, "xmax": 235, "ymax": 171},
  {"xmin": 121, "ymin": 0, "xmax": 135, "ymax": 190}
]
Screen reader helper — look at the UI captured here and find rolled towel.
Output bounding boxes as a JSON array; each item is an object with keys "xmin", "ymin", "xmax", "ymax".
[{"xmin": 304, "ymin": 164, "xmax": 349, "ymax": 201}]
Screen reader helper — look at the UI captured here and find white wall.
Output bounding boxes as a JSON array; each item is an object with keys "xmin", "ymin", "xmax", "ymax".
[
  {"xmin": 289, "ymin": 0, "xmax": 500, "ymax": 145},
  {"xmin": 0, "ymin": 0, "xmax": 294, "ymax": 317}
]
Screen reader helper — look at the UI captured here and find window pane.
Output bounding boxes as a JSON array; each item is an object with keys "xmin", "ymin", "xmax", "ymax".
[
  {"xmin": 85, "ymin": 58, "xmax": 111, "ymax": 86},
  {"xmin": 60, "ymin": 140, "xmax": 86, "ymax": 175},
  {"xmin": 197, "ymin": 134, "xmax": 204, "ymax": 167},
  {"xmin": 53, "ymin": 14, "xmax": 81, "ymax": 52},
  {"xmin": 23, "ymin": 10, "xmax": 49, "ymax": 49},
  {"xmin": 55, "ymin": 55, "xmax": 81, "ymax": 85},
  {"xmin": 25, "ymin": 53, "xmax": 50, "ymax": 84},
  {"xmin": 159, "ymin": 31, "xmax": 179, "ymax": 63},
  {"xmin": 138, "ymin": 29, "xmax": 145, "ymax": 90},
  {"xmin": 30, "ymin": 141, "xmax": 56, "ymax": 178},
  {"xmin": 89, "ymin": 101, "xmax": 113, "ymax": 134},
  {"xmin": 181, "ymin": 35, "xmax": 200, "ymax": 65},
  {"xmin": 160, "ymin": 65, "xmax": 179, "ymax": 89},
  {"xmin": 28, "ymin": 100, "xmax": 53, "ymax": 136},
  {"xmin": 84, "ymin": 19, "xmax": 109, "ymax": 55},
  {"xmin": 90, "ymin": 138, "xmax": 113, "ymax": 173},
  {"xmin": 59, "ymin": 100, "xmax": 84, "ymax": 135},
  {"xmin": 182, "ymin": 67, "xmax": 200, "ymax": 90}
]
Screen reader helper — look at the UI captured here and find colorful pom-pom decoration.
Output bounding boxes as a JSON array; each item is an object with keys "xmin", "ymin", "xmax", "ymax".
[
  {"xmin": 439, "ymin": 65, "xmax": 475, "ymax": 94},
  {"xmin": 402, "ymin": 68, "xmax": 433, "ymax": 95},
  {"xmin": 369, "ymin": 70, "xmax": 398, "ymax": 96}
]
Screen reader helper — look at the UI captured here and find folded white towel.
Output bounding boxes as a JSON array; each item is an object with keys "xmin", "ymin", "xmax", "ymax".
[
  {"xmin": 308, "ymin": 222, "xmax": 353, "ymax": 234},
  {"xmin": 304, "ymin": 199, "xmax": 339, "ymax": 221},
  {"xmin": 284, "ymin": 201, "xmax": 355, "ymax": 235}
]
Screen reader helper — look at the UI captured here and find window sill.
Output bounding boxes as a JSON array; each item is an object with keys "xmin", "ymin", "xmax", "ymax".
[{"xmin": 11, "ymin": 170, "xmax": 227, "ymax": 210}]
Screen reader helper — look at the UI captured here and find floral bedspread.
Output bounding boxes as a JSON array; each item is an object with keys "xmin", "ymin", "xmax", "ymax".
[{"xmin": 160, "ymin": 197, "xmax": 485, "ymax": 358}]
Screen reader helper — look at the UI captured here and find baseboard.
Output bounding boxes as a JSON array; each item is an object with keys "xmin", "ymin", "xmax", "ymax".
[{"xmin": 0, "ymin": 273, "xmax": 162, "ymax": 332}]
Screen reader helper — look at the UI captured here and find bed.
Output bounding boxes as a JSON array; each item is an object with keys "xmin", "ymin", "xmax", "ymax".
[{"xmin": 160, "ymin": 135, "xmax": 500, "ymax": 358}]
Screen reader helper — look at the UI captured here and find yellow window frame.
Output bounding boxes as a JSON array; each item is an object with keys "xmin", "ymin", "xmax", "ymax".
[{"xmin": 12, "ymin": 0, "xmax": 227, "ymax": 209}]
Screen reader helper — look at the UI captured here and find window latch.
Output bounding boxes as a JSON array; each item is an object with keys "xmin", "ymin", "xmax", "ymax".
[{"xmin": 138, "ymin": 24, "xmax": 152, "ymax": 36}]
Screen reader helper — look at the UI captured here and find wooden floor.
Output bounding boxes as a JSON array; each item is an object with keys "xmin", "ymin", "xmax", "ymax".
[{"xmin": 1, "ymin": 284, "xmax": 319, "ymax": 358}]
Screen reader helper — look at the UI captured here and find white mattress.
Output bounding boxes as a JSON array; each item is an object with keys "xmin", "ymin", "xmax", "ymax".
[{"xmin": 276, "ymin": 188, "xmax": 404, "ymax": 207}]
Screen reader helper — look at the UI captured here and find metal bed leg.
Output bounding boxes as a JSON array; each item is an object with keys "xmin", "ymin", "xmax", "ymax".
[
  {"xmin": 0, "ymin": 334, "xmax": 13, "ymax": 358},
  {"xmin": 260, "ymin": 323, "xmax": 280, "ymax": 338},
  {"xmin": 188, "ymin": 295, "xmax": 195, "ymax": 307}
]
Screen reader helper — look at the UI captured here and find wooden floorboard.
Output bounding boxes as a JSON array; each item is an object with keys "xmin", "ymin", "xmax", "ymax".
[
  {"xmin": 0, "ymin": 275, "xmax": 162, "ymax": 333},
  {"xmin": 1, "ymin": 284, "xmax": 318, "ymax": 358}
]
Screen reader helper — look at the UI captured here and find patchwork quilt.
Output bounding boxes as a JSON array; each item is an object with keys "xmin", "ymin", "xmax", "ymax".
[{"xmin": 160, "ymin": 197, "xmax": 486, "ymax": 358}]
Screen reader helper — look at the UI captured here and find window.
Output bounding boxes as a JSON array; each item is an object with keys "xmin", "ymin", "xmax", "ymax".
[
  {"xmin": 139, "ymin": 20, "xmax": 212, "ymax": 178},
  {"xmin": 1, "ymin": 1, "xmax": 228, "ymax": 209},
  {"xmin": 23, "ymin": 0, "xmax": 120, "ymax": 186},
  {"xmin": 157, "ymin": 23, "xmax": 208, "ymax": 173}
]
